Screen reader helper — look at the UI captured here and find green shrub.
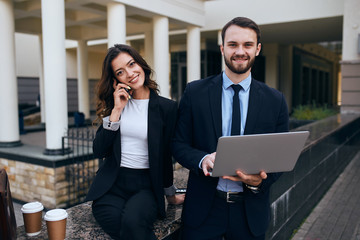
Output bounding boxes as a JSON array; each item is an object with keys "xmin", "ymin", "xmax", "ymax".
[{"xmin": 291, "ymin": 104, "xmax": 337, "ymax": 120}]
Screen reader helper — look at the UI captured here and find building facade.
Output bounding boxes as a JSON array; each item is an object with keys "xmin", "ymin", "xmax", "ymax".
[{"xmin": 0, "ymin": 0, "xmax": 359, "ymax": 153}]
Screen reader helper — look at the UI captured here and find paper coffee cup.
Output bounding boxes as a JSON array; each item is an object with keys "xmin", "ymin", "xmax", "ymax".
[
  {"xmin": 21, "ymin": 201, "xmax": 44, "ymax": 236},
  {"xmin": 44, "ymin": 209, "xmax": 68, "ymax": 240}
]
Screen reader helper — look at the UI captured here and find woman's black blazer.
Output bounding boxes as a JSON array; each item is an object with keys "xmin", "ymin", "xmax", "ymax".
[{"xmin": 86, "ymin": 89, "xmax": 177, "ymax": 218}]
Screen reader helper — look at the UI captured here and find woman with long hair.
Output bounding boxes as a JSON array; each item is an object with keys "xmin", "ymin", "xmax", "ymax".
[{"xmin": 86, "ymin": 44, "xmax": 184, "ymax": 240}]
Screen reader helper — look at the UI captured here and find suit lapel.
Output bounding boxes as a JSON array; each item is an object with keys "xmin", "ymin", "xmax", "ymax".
[
  {"xmin": 209, "ymin": 74, "xmax": 223, "ymax": 139},
  {"xmin": 244, "ymin": 79, "xmax": 263, "ymax": 135},
  {"xmin": 147, "ymin": 90, "xmax": 161, "ymax": 168}
]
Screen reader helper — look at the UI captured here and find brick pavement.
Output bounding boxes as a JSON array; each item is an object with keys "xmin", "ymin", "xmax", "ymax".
[{"xmin": 292, "ymin": 150, "xmax": 360, "ymax": 240}]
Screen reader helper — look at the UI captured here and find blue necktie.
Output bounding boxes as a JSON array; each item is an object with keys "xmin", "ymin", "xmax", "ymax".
[{"xmin": 231, "ymin": 84, "xmax": 242, "ymax": 136}]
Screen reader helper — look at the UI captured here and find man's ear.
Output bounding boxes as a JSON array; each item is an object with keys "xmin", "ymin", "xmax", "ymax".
[
  {"xmin": 256, "ymin": 43, "xmax": 261, "ymax": 56},
  {"xmin": 220, "ymin": 44, "xmax": 224, "ymax": 56}
]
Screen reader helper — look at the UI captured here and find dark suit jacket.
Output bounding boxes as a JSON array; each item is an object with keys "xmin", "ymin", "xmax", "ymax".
[
  {"xmin": 172, "ymin": 73, "xmax": 289, "ymax": 236},
  {"xmin": 86, "ymin": 90, "xmax": 177, "ymax": 218}
]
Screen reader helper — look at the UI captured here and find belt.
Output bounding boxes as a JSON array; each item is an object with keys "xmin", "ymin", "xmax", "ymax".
[{"xmin": 215, "ymin": 190, "xmax": 244, "ymax": 203}]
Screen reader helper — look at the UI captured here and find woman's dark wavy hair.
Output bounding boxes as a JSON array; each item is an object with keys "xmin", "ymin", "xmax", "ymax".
[{"xmin": 94, "ymin": 44, "xmax": 159, "ymax": 124}]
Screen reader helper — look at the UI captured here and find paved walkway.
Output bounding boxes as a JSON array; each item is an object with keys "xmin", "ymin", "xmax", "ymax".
[{"xmin": 292, "ymin": 150, "xmax": 360, "ymax": 240}]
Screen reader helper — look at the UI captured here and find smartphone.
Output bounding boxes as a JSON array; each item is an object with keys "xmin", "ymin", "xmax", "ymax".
[
  {"xmin": 124, "ymin": 87, "xmax": 132, "ymax": 96},
  {"xmin": 115, "ymin": 78, "xmax": 132, "ymax": 97}
]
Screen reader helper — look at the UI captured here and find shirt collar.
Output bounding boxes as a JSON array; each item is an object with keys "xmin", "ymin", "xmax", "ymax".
[{"xmin": 222, "ymin": 71, "xmax": 252, "ymax": 92}]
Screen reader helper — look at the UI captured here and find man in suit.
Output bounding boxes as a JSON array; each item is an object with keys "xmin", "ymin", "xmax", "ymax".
[{"xmin": 172, "ymin": 17, "xmax": 289, "ymax": 240}]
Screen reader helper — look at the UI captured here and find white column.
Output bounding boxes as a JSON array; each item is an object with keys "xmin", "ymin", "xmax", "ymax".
[
  {"xmin": 187, "ymin": 26, "xmax": 201, "ymax": 82},
  {"xmin": 41, "ymin": 0, "xmax": 68, "ymax": 154},
  {"xmin": 77, "ymin": 40, "xmax": 90, "ymax": 119},
  {"xmin": 218, "ymin": 30, "xmax": 225, "ymax": 70},
  {"xmin": 0, "ymin": 0, "xmax": 20, "ymax": 146},
  {"xmin": 342, "ymin": 0, "xmax": 360, "ymax": 61},
  {"xmin": 153, "ymin": 16, "xmax": 170, "ymax": 98},
  {"xmin": 340, "ymin": 0, "xmax": 360, "ymax": 113},
  {"xmin": 38, "ymin": 35, "xmax": 45, "ymax": 123},
  {"xmin": 279, "ymin": 45, "xmax": 293, "ymax": 108},
  {"xmin": 144, "ymin": 30, "xmax": 154, "ymax": 69},
  {"xmin": 263, "ymin": 43, "xmax": 279, "ymax": 89},
  {"xmin": 107, "ymin": 2, "xmax": 126, "ymax": 48}
]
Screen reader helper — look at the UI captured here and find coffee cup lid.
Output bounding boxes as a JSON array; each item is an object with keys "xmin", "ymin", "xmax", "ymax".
[
  {"xmin": 44, "ymin": 209, "xmax": 68, "ymax": 221},
  {"xmin": 21, "ymin": 201, "xmax": 44, "ymax": 214}
]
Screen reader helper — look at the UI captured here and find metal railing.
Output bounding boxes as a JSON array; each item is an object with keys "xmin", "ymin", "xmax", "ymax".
[
  {"xmin": 62, "ymin": 126, "xmax": 101, "ymax": 207},
  {"xmin": 61, "ymin": 125, "xmax": 177, "ymax": 207}
]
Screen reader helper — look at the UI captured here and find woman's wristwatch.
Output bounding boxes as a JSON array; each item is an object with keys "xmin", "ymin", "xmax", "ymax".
[{"xmin": 245, "ymin": 183, "xmax": 261, "ymax": 194}]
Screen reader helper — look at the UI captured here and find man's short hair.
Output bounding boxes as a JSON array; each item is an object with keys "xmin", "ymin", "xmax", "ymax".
[{"xmin": 221, "ymin": 17, "xmax": 261, "ymax": 45}]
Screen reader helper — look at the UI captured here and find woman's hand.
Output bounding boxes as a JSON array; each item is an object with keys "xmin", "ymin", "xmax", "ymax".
[
  {"xmin": 166, "ymin": 194, "xmax": 185, "ymax": 205},
  {"xmin": 109, "ymin": 79, "xmax": 132, "ymax": 122}
]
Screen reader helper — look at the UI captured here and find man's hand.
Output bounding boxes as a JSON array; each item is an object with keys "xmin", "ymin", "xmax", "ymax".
[
  {"xmin": 202, "ymin": 152, "xmax": 216, "ymax": 176},
  {"xmin": 223, "ymin": 170, "xmax": 267, "ymax": 186}
]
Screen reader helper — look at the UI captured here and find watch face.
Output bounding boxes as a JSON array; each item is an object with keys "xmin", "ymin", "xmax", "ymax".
[{"xmin": 176, "ymin": 188, "xmax": 187, "ymax": 193}]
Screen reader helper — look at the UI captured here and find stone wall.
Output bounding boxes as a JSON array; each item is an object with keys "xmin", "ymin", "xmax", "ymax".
[
  {"xmin": 341, "ymin": 60, "xmax": 360, "ymax": 114},
  {"xmin": 0, "ymin": 158, "xmax": 98, "ymax": 209}
]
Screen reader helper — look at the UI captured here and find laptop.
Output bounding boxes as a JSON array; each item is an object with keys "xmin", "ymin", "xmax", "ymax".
[{"xmin": 211, "ymin": 131, "xmax": 309, "ymax": 177}]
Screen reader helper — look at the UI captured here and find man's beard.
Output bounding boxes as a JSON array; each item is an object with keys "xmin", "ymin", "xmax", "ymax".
[{"xmin": 224, "ymin": 54, "xmax": 255, "ymax": 74}]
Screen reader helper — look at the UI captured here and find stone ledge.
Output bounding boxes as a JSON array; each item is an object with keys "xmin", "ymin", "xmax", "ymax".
[
  {"xmin": 16, "ymin": 167, "xmax": 188, "ymax": 240},
  {"xmin": 340, "ymin": 60, "xmax": 360, "ymax": 64},
  {"xmin": 16, "ymin": 202, "xmax": 183, "ymax": 240}
]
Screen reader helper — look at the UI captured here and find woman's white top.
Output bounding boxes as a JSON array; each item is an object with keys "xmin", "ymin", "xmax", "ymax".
[
  {"xmin": 103, "ymin": 99, "xmax": 150, "ymax": 169},
  {"xmin": 102, "ymin": 98, "xmax": 177, "ymax": 195}
]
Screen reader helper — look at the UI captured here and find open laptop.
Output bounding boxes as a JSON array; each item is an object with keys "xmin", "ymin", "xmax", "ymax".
[{"xmin": 211, "ymin": 131, "xmax": 309, "ymax": 177}]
